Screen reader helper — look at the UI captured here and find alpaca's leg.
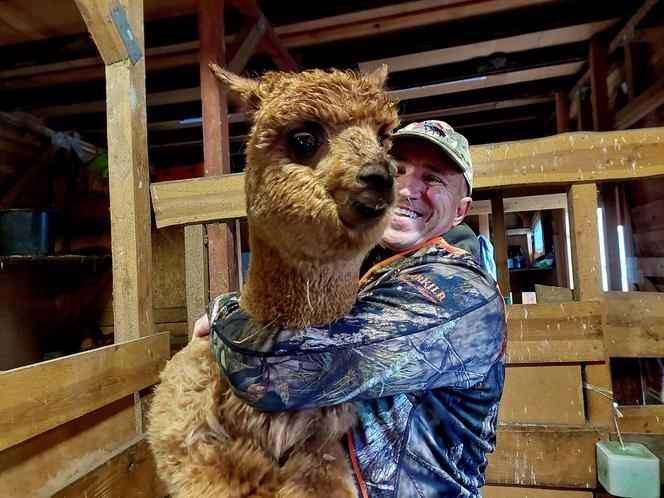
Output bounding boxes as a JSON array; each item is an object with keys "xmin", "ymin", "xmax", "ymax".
[{"xmin": 278, "ymin": 438, "xmax": 358, "ymax": 498}]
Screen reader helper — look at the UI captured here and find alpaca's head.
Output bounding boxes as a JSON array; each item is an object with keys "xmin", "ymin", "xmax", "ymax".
[{"xmin": 211, "ymin": 64, "xmax": 400, "ymax": 262}]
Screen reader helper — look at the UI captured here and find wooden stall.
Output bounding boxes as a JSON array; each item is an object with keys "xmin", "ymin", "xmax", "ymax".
[{"xmin": 1, "ymin": 1, "xmax": 664, "ymax": 497}]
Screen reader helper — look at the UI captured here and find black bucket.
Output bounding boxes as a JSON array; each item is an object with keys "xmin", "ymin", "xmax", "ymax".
[{"xmin": 0, "ymin": 209, "xmax": 56, "ymax": 256}]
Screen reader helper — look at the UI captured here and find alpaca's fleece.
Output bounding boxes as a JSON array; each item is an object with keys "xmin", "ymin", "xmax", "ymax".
[{"xmin": 148, "ymin": 67, "xmax": 400, "ymax": 497}]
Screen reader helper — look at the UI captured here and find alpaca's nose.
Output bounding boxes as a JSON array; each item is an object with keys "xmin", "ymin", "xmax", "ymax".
[{"xmin": 356, "ymin": 162, "xmax": 394, "ymax": 193}]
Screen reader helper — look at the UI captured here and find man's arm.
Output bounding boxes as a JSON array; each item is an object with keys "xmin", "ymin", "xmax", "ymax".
[{"xmin": 211, "ymin": 261, "xmax": 506, "ymax": 412}]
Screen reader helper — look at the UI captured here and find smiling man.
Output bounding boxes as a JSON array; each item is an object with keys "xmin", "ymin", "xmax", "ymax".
[{"xmin": 201, "ymin": 120, "xmax": 507, "ymax": 497}]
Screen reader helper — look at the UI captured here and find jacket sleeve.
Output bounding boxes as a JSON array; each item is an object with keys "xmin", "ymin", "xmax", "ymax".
[{"xmin": 210, "ymin": 262, "xmax": 506, "ymax": 412}]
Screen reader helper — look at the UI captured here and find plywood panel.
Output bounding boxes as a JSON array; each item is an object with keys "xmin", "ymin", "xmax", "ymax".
[
  {"xmin": 604, "ymin": 291, "xmax": 664, "ymax": 357},
  {"xmin": 483, "ymin": 485, "xmax": 593, "ymax": 498},
  {"xmin": 488, "ymin": 425, "xmax": 601, "ymax": 488},
  {"xmin": 505, "ymin": 302, "xmax": 603, "ymax": 364},
  {"xmin": 499, "ymin": 366, "xmax": 585, "ymax": 424},
  {"xmin": 0, "ymin": 396, "xmax": 137, "ymax": 498},
  {"xmin": 0, "ymin": 333, "xmax": 169, "ymax": 451}
]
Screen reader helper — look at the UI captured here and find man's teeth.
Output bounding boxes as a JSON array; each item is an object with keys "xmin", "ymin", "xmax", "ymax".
[{"xmin": 395, "ymin": 207, "xmax": 419, "ymax": 218}]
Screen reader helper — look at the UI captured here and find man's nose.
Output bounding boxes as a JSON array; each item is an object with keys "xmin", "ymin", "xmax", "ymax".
[{"xmin": 397, "ymin": 171, "xmax": 424, "ymax": 199}]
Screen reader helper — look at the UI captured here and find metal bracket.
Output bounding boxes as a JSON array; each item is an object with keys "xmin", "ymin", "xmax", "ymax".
[{"xmin": 110, "ymin": 2, "xmax": 143, "ymax": 64}]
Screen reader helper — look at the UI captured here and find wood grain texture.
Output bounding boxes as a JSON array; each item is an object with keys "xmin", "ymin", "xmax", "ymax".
[
  {"xmin": 619, "ymin": 405, "xmax": 664, "ymax": 434},
  {"xmin": 500, "ymin": 366, "xmax": 585, "ymax": 424},
  {"xmin": 488, "ymin": 424, "xmax": 602, "ymax": 488},
  {"xmin": 104, "ymin": 0, "xmax": 153, "ymax": 343},
  {"xmin": 52, "ymin": 437, "xmax": 166, "ymax": 498},
  {"xmin": 0, "ymin": 397, "xmax": 137, "ymax": 498},
  {"xmin": 567, "ymin": 184, "xmax": 602, "ymax": 301},
  {"xmin": 185, "ymin": 224, "xmax": 209, "ymax": 339},
  {"xmin": 483, "ymin": 485, "xmax": 593, "ymax": 498},
  {"xmin": 0, "ymin": 333, "xmax": 169, "ymax": 452},
  {"xmin": 74, "ymin": 0, "xmax": 129, "ymax": 65},
  {"xmin": 604, "ymin": 291, "xmax": 664, "ymax": 357},
  {"xmin": 505, "ymin": 302, "xmax": 603, "ymax": 364},
  {"xmin": 491, "ymin": 191, "xmax": 510, "ymax": 298}
]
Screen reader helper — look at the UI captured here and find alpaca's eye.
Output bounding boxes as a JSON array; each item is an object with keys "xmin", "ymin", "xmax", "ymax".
[{"xmin": 288, "ymin": 125, "xmax": 322, "ymax": 160}]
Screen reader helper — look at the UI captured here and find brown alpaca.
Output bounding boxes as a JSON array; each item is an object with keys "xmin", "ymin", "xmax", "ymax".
[{"xmin": 148, "ymin": 65, "xmax": 399, "ymax": 497}]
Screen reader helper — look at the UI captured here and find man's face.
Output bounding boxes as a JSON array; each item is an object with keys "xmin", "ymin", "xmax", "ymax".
[{"xmin": 381, "ymin": 139, "xmax": 472, "ymax": 251}]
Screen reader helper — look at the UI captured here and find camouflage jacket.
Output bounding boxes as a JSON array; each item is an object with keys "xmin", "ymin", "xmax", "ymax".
[{"xmin": 210, "ymin": 236, "xmax": 506, "ymax": 497}]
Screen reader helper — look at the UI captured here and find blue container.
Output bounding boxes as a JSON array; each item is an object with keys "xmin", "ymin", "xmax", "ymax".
[{"xmin": 0, "ymin": 209, "xmax": 56, "ymax": 256}]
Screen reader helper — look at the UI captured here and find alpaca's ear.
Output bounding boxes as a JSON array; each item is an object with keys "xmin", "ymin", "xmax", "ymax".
[
  {"xmin": 209, "ymin": 63, "xmax": 262, "ymax": 111},
  {"xmin": 363, "ymin": 63, "xmax": 389, "ymax": 88}
]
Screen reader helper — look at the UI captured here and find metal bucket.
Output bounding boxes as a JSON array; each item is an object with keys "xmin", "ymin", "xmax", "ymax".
[{"xmin": 0, "ymin": 209, "xmax": 56, "ymax": 256}]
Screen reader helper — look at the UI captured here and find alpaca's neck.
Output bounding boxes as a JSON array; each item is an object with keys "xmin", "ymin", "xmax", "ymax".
[{"xmin": 239, "ymin": 232, "xmax": 363, "ymax": 329}]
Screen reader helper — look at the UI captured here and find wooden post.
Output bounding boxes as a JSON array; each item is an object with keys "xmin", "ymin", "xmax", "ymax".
[
  {"xmin": 567, "ymin": 183, "xmax": 603, "ymax": 301},
  {"xmin": 600, "ymin": 184, "xmax": 622, "ymax": 290},
  {"xmin": 551, "ymin": 208, "xmax": 570, "ymax": 288},
  {"xmin": 589, "ymin": 38, "xmax": 611, "ymax": 131},
  {"xmin": 490, "ymin": 191, "xmax": 510, "ymax": 301},
  {"xmin": 198, "ymin": 0, "xmax": 239, "ymax": 298},
  {"xmin": 76, "ymin": 0, "xmax": 153, "ymax": 343},
  {"xmin": 478, "ymin": 213, "xmax": 490, "ymax": 239},
  {"xmin": 185, "ymin": 225, "xmax": 209, "ymax": 339},
  {"xmin": 555, "ymin": 91, "xmax": 571, "ymax": 133}
]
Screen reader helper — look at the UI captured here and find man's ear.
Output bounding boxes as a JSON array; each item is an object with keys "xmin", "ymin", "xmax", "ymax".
[
  {"xmin": 452, "ymin": 197, "xmax": 473, "ymax": 227},
  {"xmin": 209, "ymin": 63, "xmax": 263, "ymax": 111},
  {"xmin": 363, "ymin": 63, "xmax": 389, "ymax": 88}
]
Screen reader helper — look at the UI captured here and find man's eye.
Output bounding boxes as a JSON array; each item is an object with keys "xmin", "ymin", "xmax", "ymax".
[{"xmin": 426, "ymin": 175, "xmax": 444, "ymax": 184}]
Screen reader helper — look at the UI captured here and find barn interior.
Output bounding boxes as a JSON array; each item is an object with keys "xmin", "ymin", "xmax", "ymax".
[{"xmin": 0, "ymin": 1, "xmax": 663, "ymax": 496}]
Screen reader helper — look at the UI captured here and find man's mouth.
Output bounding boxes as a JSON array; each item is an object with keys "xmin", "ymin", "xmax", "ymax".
[{"xmin": 394, "ymin": 207, "xmax": 421, "ymax": 219}]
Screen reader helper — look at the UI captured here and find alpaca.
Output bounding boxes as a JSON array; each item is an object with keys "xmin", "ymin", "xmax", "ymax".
[{"xmin": 148, "ymin": 65, "xmax": 399, "ymax": 497}]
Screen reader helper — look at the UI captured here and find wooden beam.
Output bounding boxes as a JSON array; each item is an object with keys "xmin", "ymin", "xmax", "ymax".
[
  {"xmin": 483, "ymin": 487, "xmax": 592, "ymax": 498},
  {"xmin": 227, "ymin": 16, "xmax": 266, "ymax": 74},
  {"xmin": 227, "ymin": 0, "xmax": 297, "ymax": 71},
  {"xmin": 389, "ymin": 61, "xmax": 583, "ymax": 101},
  {"xmin": 402, "ymin": 96, "xmax": 554, "ymax": 122},
  {"xmin": 614, "ymin": 78, "xmax": 664, "ymax": 130},
  {"xmin": 505, "ymin": 301, "xmax": 603, "ymax": 364},
  {"xmin": 555, "ymin": 91, "xmax": 571, "ymax": 133},
  {"xmin": 487, "ymin": 424, "xmax": 601, "ymax": 488},
  {"xmin": 567, "ymin": 183, "xmax": 602, "ymax": 301},
  {"xmin": 490, "ymin": 191, "xmax": 511, "ymax": 300},
  {"xmin": 74, "ymin": 0, "xmax": 130, "ymax": 65},
  {"xmin": 275, "ymin": 0, "xmax": 556, "ymax": 49},
  {"xmin": 151, "ymin": 129, "xmax": 664, "ymax": 228},
  {"xmin": 52, "ymin": 437, "xmax": 166, "ymax": 498},
  {"xmin": 0, "ymin": 333, "xmax": 169, "ymax": 452},
  {"xmin": 360, "ymin": 19, "xmax": 617, "ymax": 74},
  {"xmin": 589, "ymin": 39, "xmax": 610, "ymax": 131},
  {"xmin": 470, "ymin": 193, "xmax": 567, "ymax": 216},
  {"xmin": 185, "ymin": 224, "xmax": 210, "ymax": 339},
  {"xmin": 638, "ymin": 257, "xmax": 664, "ymax": 278},
  {"xmin": 100, "ymin": 1, "xmax": 153, "ymax": 343},
  {"xmin": 198, "ymin": 0, "xmax": 240, "ymax": 297},
  {"xmin": 604, "ymin": 291, "xmax": 664, "ymax": 357}
]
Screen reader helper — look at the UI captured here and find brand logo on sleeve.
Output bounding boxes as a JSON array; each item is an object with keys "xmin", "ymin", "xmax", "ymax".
[{"xmin": 397, "ymin": 273, "xmax": 446, "ymax": 303}]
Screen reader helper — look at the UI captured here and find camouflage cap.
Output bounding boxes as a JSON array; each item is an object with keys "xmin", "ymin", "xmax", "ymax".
[{"xmin": 392, "ymin": 120, "xmax": 473, "ymax": 195}]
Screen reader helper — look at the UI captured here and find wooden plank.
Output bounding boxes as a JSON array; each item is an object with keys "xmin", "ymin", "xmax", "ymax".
[
  {"xmin": 567, "ymin": 183, "xmax": 602, "ymax": 301},
  {"xmin": 185, "ymin": 224, "xmax": 209, "ymax": 339},
  {"xmin": 604, "ymin": 291, "xmax": 664, "ymax": 357},
  {"xmin": 52, "ymin": 437, "xmax": 166, "ymax": 498},
  {"xmin": 589, "ymin": 39, "xmax": 610, "ymax": 132},
  {"xmin": 227, "ymin": 17, "xmax": 266, "ymax": 74},
  {"xmin": 619, "ymin": 405, "xmax": 664, "ymax": 433},
  {"xmin": 150, "ymin": 130, "xmax": 664, "ymax": 228},
  {"xmin": 487, "ymin": 424, "xmax": 601, "ymax": 488},
  {"xmin": 0, "ymin": 396, "xmax": 138, "ymax": 498},
  {"xmin": 614, "ymin": 78, "xmax": 664, "ymax": 130},
  {"xmin": 150, "ymin": 174, "xmax": 246, "ymax": 228},
  {"xmin": 360, "ymin": 19, "xmax": 617, "ymax": 74},
  {"xmin": 275, "ymin": 0, "xmax": 556, "ymax": 49},
  {"xmin": 499, "ymin": 365, "xmax": 585, "ymax": 424},
  {"xmin": 491, "ymin": 191, "xmax": 511, "ymax": 299},
  {"xmin": 474, "ymin": 128, "xmax": 664, "ymax": 189},
  {"xmin": 0, "ymin": 333, "xmax": 169, "ymax": 452},
  {"xmin": 505, "ymin": 301, "xmax": 604, "ymax": 364},
  {"xmin": 634, "ymin": 229, "xmax": 664, "ymax": 258},
  {"xmin": 483, "ymin": 486, "xmax": 593, "ymax": 498},
  {"xmin": 584, "ymin": 363, "xmax": 613, "ymax": 428},
  {"xmin": 74, "ymin": 0, "xmax": 129, "ymax": 65},
  {"xmin": 638, "ymin": 257, "xmax": 664, "ymax": 278},
  {"xmin": 389, "ymin": 62, "xmax": 583, "ymax": 101}
]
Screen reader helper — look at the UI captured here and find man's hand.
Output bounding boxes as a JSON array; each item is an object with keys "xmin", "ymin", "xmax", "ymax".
[{"xmin": 192, "ymin": 313, "xmax": 211, "ymax": 340}]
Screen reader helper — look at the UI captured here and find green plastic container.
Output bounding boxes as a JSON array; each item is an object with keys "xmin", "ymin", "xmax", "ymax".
[{"xmin": 597, "ymin": 441, "xmax": 660, "ymax": 498}]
